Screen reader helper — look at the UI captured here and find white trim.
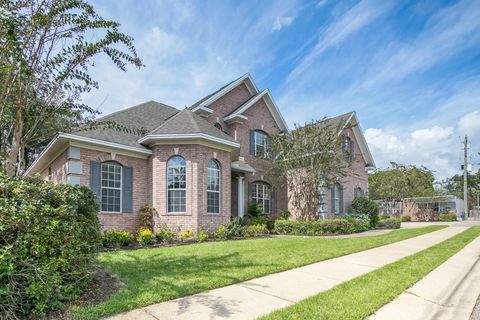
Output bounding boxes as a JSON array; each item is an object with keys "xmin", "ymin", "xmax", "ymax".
[
  {"xmin": 60, "ymin": 133, "xmax": 152, "ymax": 155},
  {"xmin": 138, "ymin": 133, "xmax": 240, "ymax": 148},
  {"xmin": 193, "ymin": 106, "xmax": 214, "ymax": 116},
  {"xmin": 191, "ymin": 73, "xmax": 259, "ymax": 112},
  {"xmin": 100, "ymin": 162, "xmax": 123, "ymax": 213},
  {"xmin": 24, "ymin": 134, "xmax": 61, "ymax": 176},
  {"xmin": 223, "ymin": 89, "xmax": 289, "ymax": 133},
  {"xmin": 223, "ymin": 113, "xmax": 248, "ymax": 123}
]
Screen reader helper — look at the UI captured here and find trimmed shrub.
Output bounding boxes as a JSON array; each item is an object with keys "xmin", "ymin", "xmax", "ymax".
[
  {"xmin": 0, "ymin": 175, "xmax": 101, "ymax": 318},
  {"xmin": 137, "ymin": 228, "xmax": 155, "ymax": 246},
  {"xmin": 379, "ymin": 214, "xmax": 390, "ymax": 220},
  {"xmin": 352, "ymin": 196, "xmax": 379, "ymax": 228},
  {"xmin": 274, "ymin": 219, "xmax": 368, "ymax": 236},
  {"xmin": 197, "ymin": 230, "xmax": 209, "ymax": 243},
  {"xmin": 439, "ymin": 213, "xmax": 457, "ymax": 221},
  {"xmin": 344, "ymin": 213, "xmax": 370, "ymax": 229},
  {"xmin": 155, "ymin": 227, "xmax": 175, "ymax": 243},
  {"xmin": 279, "ymin": 210, "xmax": 291, "ymax": 220},
  {"xmin": 224, "ymin": 217, "xmax": 246, "ymax": 238},
  {"xmin": 244, "ymin": 224, "xmax": 269, "ymax": 237},
  {"xmin": 401, "ymin": 215, "xmax": 411, "ymax": 222},
  {"xmin": 376, "ymin": 218, "xmax": 401, "ymax": 229},
  {"xmin": 248, "ymin": 202, "xmax": 264, "ymax": 216},
  {"xmin": 250, "ymin": 215, "xmax": 268, "ymax": 226},
  {"xmin": 102, "ymin": 229, "xmax": 133, "ymax": 247},
  {"xmin": 179, "ymin": 229, "xmax": 195, "ymax": 242}
]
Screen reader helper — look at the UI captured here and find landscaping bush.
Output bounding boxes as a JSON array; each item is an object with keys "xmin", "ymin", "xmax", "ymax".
[
  {"xmin": 352, "ymin": 196, "xmax": 379, "ymax": 228},
  {"xmin": 274, "ymin": 219, "xmax": 368, "ymax": 236},
  {"xmin": 379, "ymin": 214, "xmax": 390, "ymax": 220},
  {"xmin": 248, "ymin": 202, "xmax": 264, "ymax": 217},
  {"xmin": 402, "ymin": 215, "xmax": 411, "ymax": 222},
  {"xmin": 250, "ymin": 215, "xmax": 268, "ymax": 226},
  {"xmin": 155, "ymin": 226, "xmax": 176, "ymax": 243},
  {"xmin": 179, "ymin": 229, "xmax": 195, "ymax": 242},
  {"xmin": 244, "ymin": 224, "xmax": 269, "ymax": 237},
  {"xmin": 279, "ymin": 210, "xmax": 291, "ymax": 220},
  {"xmin": 137, "ymin": 228, "xmax": 155, "ymax": 246},
  {"xmin": 197, "ymin": 230, "xmax": 209, "ymax": 243},
  {"xmin": 439, "ymin": 213, "xmax": 457, "ymax": 221},
  {"xmin": 0, "ymin": 175, "xmax": 101, "ymax": 318},
  {"xmin": 213, "ymin": 225, "xmax": 228, "ymax": 240},
  {"xmin": 139, "ymin": 204, "xmax": 154, "ymax": 231},
  {"xmin": 344, "ymin": 213, "xmax": 370, "ymax": 229},
  {"xmin": 376, "ymin": 218, "xmax": 401, "ymax": 229},
  {"xmin": 102, "ymin": 229, "xmax": 134, "ymax": 247},
  {"xmin": 224, "ymin": 217, "xmax": 246, "ymax": 238}
]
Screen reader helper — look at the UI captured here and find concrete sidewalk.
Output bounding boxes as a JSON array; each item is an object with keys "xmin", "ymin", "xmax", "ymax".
[
  {"xmin": 107, "ymin": 225, "xmax": 470, "ymax": 320},
  {"xmin": 370, "ymin": 232, "xmax": 480, "ymax": 320}
]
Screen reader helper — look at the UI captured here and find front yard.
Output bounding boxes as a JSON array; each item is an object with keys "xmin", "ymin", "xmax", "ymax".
[{"xmin": 71, "ymin": 226, "xmax": 444, "ymax": 319}]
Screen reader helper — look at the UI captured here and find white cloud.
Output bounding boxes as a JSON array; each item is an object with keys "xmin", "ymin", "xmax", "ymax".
[
  {"xmin": 287, "ymin": 0, "xmax": 394, "ymax": 81},
  {"xmin": 316, "ymin": 0, "xmax": 327, "ymax": 8},
  {"xmin": 459, "ymin": 111, "xmax": 480, "ymax": 137},
  {"xmin": 364, "ymin": 123, "xmax": 471, "ymax": 179},
  {"xmin": 272, "ymin": 16, "xmax": 294, "ymax": 31}
]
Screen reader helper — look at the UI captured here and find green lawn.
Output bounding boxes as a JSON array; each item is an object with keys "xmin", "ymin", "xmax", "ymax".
[
  {"xmin": 261, "ymin": 226, "xmax": 480, "ymax": 320},
  {"xmin": 71, "ymin": 226, "xmax": 445, "ymax": 319}
]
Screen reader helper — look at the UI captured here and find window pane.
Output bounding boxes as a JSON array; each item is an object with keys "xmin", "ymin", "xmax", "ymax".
[{"xmin": 100, "ymin": 163, "xmax": 122, "ymax": 212}]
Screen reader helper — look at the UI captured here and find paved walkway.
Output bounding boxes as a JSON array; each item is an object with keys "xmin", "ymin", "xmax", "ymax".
[
  {"xmin": 370, "ymin": 232, "xmax": 480, "ymax": 320},
  {"xmin": 107, "ymin": 225, "xmax": 471, "ymax": 320}
]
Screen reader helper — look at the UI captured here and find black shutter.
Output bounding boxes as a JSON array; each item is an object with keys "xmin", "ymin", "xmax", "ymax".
[
  {"xmin": 249, "ymin": 129, "xmax": 255, "ymax": 155},
  {"xmin": 90, "ymin": 161, "xmax": 101, "ymax": 211},
  {"xmin": 122, "ymin": 166, "xmax": 133, "ymax": 213},
  {"xmin": 339, "ymin": 185, "xmax": 344, "ymax": 214}
]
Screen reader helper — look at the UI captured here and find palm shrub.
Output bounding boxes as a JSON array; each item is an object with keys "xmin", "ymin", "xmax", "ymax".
[
  {"xmin": 0, "ymin": 174, "xmax": 101, "ymax": 318},
  {"xmin": 352, "ymin": 196, "xmax": 379, "ymax": 228}
]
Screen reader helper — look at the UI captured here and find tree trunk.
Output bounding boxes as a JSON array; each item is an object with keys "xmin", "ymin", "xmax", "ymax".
[{"xmin": 5, "ymin": 103, "xmax": 24, "ymax": 177}]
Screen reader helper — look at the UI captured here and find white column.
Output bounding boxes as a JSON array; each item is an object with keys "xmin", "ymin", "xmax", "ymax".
[{"xmin": 237, "ymin": 176, "xmax": 244, "ymax": 218}]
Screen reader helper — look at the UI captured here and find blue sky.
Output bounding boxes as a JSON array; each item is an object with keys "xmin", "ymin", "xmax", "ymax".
[{"xmin": 83, "ymin": 0, "xmax": 480, "ymax": 179}]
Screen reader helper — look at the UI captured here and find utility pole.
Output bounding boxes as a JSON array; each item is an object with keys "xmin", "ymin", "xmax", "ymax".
[{"xmin": 463, "ymin": 135, "xmax": 468, "ymax": 218}]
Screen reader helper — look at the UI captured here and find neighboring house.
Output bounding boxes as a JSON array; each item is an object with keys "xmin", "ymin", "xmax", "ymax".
[{"xmin": 25, "ymin": 73, "xmax": 375, "ymax": 232}]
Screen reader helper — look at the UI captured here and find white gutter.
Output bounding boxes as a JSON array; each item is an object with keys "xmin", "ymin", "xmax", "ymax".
[{"xmin": 138, "ymin": 133, "xmax": 241, "ymax": 148}]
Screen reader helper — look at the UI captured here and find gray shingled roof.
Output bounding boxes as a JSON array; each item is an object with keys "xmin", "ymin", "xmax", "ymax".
[
  {"xmin": 149, "ymin": 108, "xmax": 237, "ymax": 142},
  {"xmin": 294, "ymin": 111, "xmax": 355, "ymax": 132},
  {"xmin": 73, "ymin": 101, "xmax": 179, "ymax": 149}
]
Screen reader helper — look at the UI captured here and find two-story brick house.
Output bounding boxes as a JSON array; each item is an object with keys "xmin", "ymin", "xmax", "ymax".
[{"xmin": 25, "ymin": 73, "xmax": 375, "ymax": 232}]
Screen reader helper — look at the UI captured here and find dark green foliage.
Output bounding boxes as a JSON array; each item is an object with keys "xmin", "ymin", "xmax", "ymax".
[
  {"xmin": 439, "ymin": 213, "xmax": 457, "ymax": 221},
  {"xmin": 376, "ymin": 218, "xmax": 401, "ymax": 229},
  {"xmin": 224, "ymin": 218, "xmax": 247, "ymax": 238},
  {"xmin": 244, "ymin": 224, "xmax": 269, "ymax": 237},
  {"xmin": 102, "ymin": 230, "xmax": 133, "ymax": 247},
  {"xmin": 248, "ymin": 202, "xmax": 264, "ymax": 217},
  {"xmin": 379, "ymin": 214, "xmax": 390, "ymax": 220},
  {"xmin": 402, "ymin": 215, "xmax": 411, "ymax": 222},
  {"xmin": 344, "ymin": 213, "xmax": 370, "ymax": 229},
  {"xmin": 352, "ymin": 196, "xmax": 379, "ymax": 228},
  {"xmin": 278, "ymin": 210, "xmax": 291, "ymax": 220},
  {"xmin": 155, "ymin": 227, "xmax": 176, "ymax": 243},
  {"xmin": 0, "ymin": 174, "xmax": 101, "ymax": 318},
  {"xmin": 274, "ymin": 219, "xmax": 368, "ymax": 236}
]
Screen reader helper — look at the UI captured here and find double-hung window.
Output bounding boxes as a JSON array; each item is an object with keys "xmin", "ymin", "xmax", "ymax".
[
  {"xmin": 167, "ymin": 156, "xmax": 187, "ymax": 212},
  {"xmin": 101, "ymin": 162, "xmax": 122, "ymax": 212},
  {"xmin": 207, "ymin": 159, "xmax": 221, "ymax": 213},
  {"xmin": 252, "ymin": 182, "xmax": 271, "ymax": 214},
  {"xmin": 254, "ymin": 130, "xmax": 270, "ymax": 158},
  {"xmin": 332, "ymin": 182, "xmax": 342, "ymax": 214}
]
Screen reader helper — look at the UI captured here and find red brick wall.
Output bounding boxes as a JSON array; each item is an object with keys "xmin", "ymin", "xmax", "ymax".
[
  {"xmin": 40, "ymin": 149, "xmax": 68, "ymax": 184},
  {"xmin": 77, "ymin": 148, "xmax": 150, "ymax": 232}
]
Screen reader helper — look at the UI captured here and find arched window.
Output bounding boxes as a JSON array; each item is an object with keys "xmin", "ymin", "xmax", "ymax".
[
  {"xmin": 331, "ymin": 182, "xmax": 342, "ymax": 214},
  {"xmin": 214, "ymin": 122, "xmax": 223, "ymax": 131},
  {"xmin": 101, "ymin": 161, "xmax": 122, "ymax": 212},
  {"xmin": 254, "ymin": 130, "xmax": 270, "ymax": 158},
  {"xmin": 354, "ymin": 187, "xmax": 364, "ymax": 198},
  {"xmin": 207, "ymin": 159, "xmax": 221, "ymax": 213},
  {"xmin": 167, "ymin": 156, "xmax": 186, "ymax": 213},
  {"xmin": 252, "ymin": 181, "xmax": 272, "ymax": 214},
  {"xmin": 342, "ymin": 137, "xmax": 354, "ymax": 162}
]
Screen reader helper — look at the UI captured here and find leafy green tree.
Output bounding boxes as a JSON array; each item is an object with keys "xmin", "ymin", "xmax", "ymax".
[
  {"xmin": 368, "ymin": 162, "xmax": 437, "ymax": 201},
  {"xmin": 351, "ymin": 196, "xmax": 379, "ymax": 228},
  {"xmin": 0, "ymin": 0, "xmax": 143, "ymax": 176},
  {"xmin": 268, "ymin": 119, "xmax": 348, "ymax": 221},
  {"xmin": 438, "ymin": 169, "xmax": 480, "ymax": 209}
]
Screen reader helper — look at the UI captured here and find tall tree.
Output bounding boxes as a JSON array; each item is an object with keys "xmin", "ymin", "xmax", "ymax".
[
  {"xmin": 0, "ymin": 0, "xmax": 143, "ymax": 176},
  {"xmin": 368, "ymin": 162, "xmax": 436, "ymax": 201},
  {"xmin": 438, "ymin": 169, "xmax": 480, "ymax": 208},
  {"xmin": 268, "ymin": 119, "xmax": 348, "ymax": 221}
]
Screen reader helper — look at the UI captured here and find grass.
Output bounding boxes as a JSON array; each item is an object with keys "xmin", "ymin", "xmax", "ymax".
[
  {"xmin": 261, "ymin": 226, "xmax": 480, "ymax": 320},
  {"xmin": 71, "ymin": 226, "xmax": 445, "ymax": 319}
]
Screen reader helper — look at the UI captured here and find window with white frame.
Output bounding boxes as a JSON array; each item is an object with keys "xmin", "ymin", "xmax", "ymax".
[
  {"xmin": 342, "ymin": 137, "xmax": 354, "ymax": 162},
  {"xmin": 207, "ymin": 159, "xmax": 221, "ymax": 213},
  {"xmin": 317, "ymin": 183, "xmax": 328, "ymax": 218},
  {"xmin": 252, "ymin": 182, "xmax": 271, "ymax": 214},
  {"xmin": 101, "ymin": 162, "xmax": 122, "ymax": 212},
  {"xmin": 167, "ymin": 156, "xmax": 186, "ymax": 213},
  {"xmin": 332, "ymin": 182, "xmax": 341, "ymax": 214},
  {"xmin": 254, "ymin": 130, "xmax": 270, "ymax": 158}
]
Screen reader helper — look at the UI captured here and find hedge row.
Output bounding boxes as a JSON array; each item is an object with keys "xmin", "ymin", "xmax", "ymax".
[
  {"xmin": 376, "ymin": 218, "xmax": 401, "ymax": 229},
  {"xmin": 0, "ymin": 175, "xmax": 101, "ymax": 318},
  {"xmin": 274, "ymin": 219, "xmax": 368, "ymax": 236},
  {"xmin": 439, "ymin": 213, "xmax": 458, "ymax": 221}
]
